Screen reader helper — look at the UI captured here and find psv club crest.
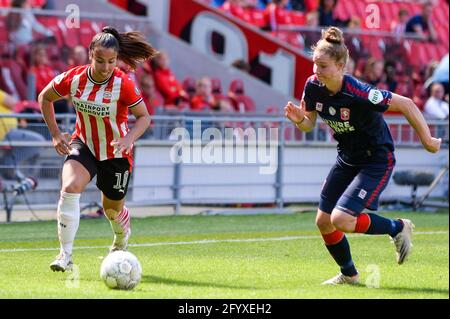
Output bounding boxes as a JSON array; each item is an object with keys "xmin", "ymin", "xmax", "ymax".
[{"xmin": 340, "ymin": 108, "xmax": 350, "ymax": 121}]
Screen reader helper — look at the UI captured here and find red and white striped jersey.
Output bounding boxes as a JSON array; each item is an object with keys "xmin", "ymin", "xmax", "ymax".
[{"xmin": 51, "ymin": 65, "xmax": 143, "ymax": 166}]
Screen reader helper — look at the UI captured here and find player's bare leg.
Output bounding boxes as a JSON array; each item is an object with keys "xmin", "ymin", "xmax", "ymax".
[{"xmin": 103, "ymin": 195, "xmax": 130, "ymax": 252}]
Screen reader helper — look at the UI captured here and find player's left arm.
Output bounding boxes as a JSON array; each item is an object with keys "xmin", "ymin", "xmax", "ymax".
[
  {"xmin": 388, "ymin": 93, "xmax": 441, "ymax": 153},
  {"xmin": 111, "ymin": 102, "xmax": 151, "ymax": 155}
]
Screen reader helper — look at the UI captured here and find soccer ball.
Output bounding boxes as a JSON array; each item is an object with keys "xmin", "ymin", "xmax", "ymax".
[{"xmin": 100, "ymin": 251, "xmax": 142, "ymax": 290}]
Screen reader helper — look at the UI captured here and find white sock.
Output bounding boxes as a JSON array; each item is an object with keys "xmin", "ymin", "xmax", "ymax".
[
  {"xmin": 107, "ymin": 206, "xmax": 130, "ymax": 238},
  {"xmin": 57, "ymin": 192, "xmax": 81, "ymax": 255}
]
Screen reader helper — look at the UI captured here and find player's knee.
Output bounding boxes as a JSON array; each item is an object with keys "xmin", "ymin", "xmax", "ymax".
[
  {"xmin": 62, "ymin": 182, "xmax": 85, "ymax": 194},
  {"xmin": 315, "ymin": 214, "xmax": 331, "ymax": 231},
  {"xmin": 330, "ymin": 214, "xmax": 351, "ymax": 232}
]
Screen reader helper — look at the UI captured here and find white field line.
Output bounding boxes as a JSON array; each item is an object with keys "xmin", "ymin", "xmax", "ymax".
[{"xmin": 0, "ymin": 231, "xmax": 448, "ymax": 253}]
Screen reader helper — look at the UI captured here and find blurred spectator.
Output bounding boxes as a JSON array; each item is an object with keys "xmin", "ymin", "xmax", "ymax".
[
  {"xmin": 0, "ymin": 89, "xmax": 45, "ymax": 180},
  {"xmin": 290, "ymin": 0, "xmax": 306, "ymax": 12},
  {"xmin": 362, "ymin": 58, "xmax": 384, "ymax": 87},
  {"xmin": 424, "ymin": 60, "xmax": 440, "ymax": 83},
  {"xmin": 138, "ymin": 73, "xmax": 164, "ymax": 117},
  {"xmin": 151, "ymin": 50, "xmax": 189, "ymax": 107},
  {"xmin": 391, "ymin": 8, "xmax": 409, "ymax": 40},
  {"xmin": 6, "ymin": 0, "xmax": 54, "ymax": 47},
  {"xmin": 29, "ymin": 45, "xmax": 57, "ymax": 97},
  {"xmin": 318, "ymin": 0, "xmax": 346, "ymax": 27},
  {"xmin": 383, "ymin": 61, "xmax": 398, "ymax": 93},
  {"xmin": 345, "ymin": 57, "xmax": 355, "ymax": 76},
  {"xmin": 68, "ymin": 45, "xmax": 89, "ymax": 69},
  {"xmin": 191, "ymin": 76, "xmax": 234, "ymax": 112},
  {"xmin": 394, "ymin": 74, "xmax": 413, "ymax": 98},
  {"xmin": 29, "ymin": 45, "xmax": 69, "ymax": 114},
  {"xmin": 405, "ymin": 1, "xmax": 437, "ymax": 42},
  {"xmin": 423, "ymin": 82, "xmax": 449, "ymax": 119},
  {"xmin": 345, "ymin": 16, "xmax": 369, "ymax": 64},
  {"xmin": 263, "ymin": 0, "xmax": 290, "ymax": 31},
  {"xmin": 0, "ymin": 45, "xmax": 28, "ymax": 100},
  {"xmin": 301, "ymin": 10, "xmax": 321, "ymax": 55}
]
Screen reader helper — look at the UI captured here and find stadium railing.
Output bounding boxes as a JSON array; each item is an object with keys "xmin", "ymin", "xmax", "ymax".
[{"xmin": 1, "ymin": 113, "xmax": 448, "ymax": 217}]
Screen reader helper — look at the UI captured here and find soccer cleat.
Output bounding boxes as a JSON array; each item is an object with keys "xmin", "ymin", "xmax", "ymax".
[
  {"xmin": 50, "ymin": 252, "xmax": 73, "ymax": 272},
  {"xmin": 110, "ymin": 228, "xmax": 131, "ymax": 252},
  {"xmin": 391, "ymin": 218, "xmax": 415, "ymax": 265},
  {"xmin": 321, "ymin": 272, "xmax": 360, "ymax": 285}
]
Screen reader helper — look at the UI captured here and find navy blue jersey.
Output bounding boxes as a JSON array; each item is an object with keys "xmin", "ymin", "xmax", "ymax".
[{"xmin": 302, "ymin": 74, "xmax": 395, "ymax": 160}]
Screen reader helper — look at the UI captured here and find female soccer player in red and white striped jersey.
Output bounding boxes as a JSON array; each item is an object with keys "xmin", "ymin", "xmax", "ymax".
[{"xmin": 39, "ymin": 26, "xmax": 158, "ymax": 272}]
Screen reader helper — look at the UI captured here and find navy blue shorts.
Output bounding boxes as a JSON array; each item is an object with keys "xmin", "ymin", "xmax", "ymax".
[{"xmin": 319, "ymin": 148, "xmax": 395, "ymax": 216}]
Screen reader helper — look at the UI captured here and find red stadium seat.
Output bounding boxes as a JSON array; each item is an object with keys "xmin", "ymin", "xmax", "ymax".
[
  {"xmin": 247, "ymin": 8, "xmax": 266, "ymax": 28},
  {"xmin": 229, "ymin": 79, "xmax": 245, "ymax": 95},
  {"xmin": 211, "ymin": 77, "xmax": 223, "ymax": 95},
  {"xmin": 182, "ymin": 76, "xmax": 196, "ymax": 98},
  {"xmin": 228, "ymin": 79, "xmax": 256, "ymax": 113},
  {"xmin": 288, "ymin": 11, "xmax": 305, "ymax": 26},
  {"xmin": 234, "ymin": 95, "xmax": 255, "ymax": 113},
  {"xmin": 36, "ymin": 16, "xmax": 64, "ymax": 47},
  {"xmin": 0, "ymin": 16, "xmax": 8, "ymax": 43},
  {"xmin": 79, "ymin": 20, "xmax": 102, "ymax": 48}
]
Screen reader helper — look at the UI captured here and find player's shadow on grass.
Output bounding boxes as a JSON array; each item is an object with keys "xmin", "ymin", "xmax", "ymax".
[
  {"xmin": 378, "ymin": 286, "xmax": 449, "ymax": 295},
  {"xmin": 142, "ymin": 275, "xmax": 260, "ymax": 290}
]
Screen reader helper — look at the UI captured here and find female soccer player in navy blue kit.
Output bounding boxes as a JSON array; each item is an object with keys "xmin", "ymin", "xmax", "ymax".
[{"xmin": 285, "ymin": 27, "xmax": 441, "ymax": 285}]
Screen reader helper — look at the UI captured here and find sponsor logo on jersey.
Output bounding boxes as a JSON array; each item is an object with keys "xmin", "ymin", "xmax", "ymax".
[
  {"xmin": 322, "ymin": 119, "xmax": 356, "ymax": 133},
  {"xmin": 315, "ymin": 102, "xmax": 323, "ymax": 112},
  {"xmin": 72, "ymin": 98, "xmax": 110, "ymax": 117},
  {"xmin": 358, "ymin": 189, "xmax": 367, "ymax": 199},
  {"xmin": 368, "ymin": 89, "xmax": 383, "ymax": 104},
  {"xmin": 340, "ymin": 108, "xmax": 350, "ymax": 121},
  {"xmin": 329, "ymin": 106, "xmax": 336, "ymax": 116}
]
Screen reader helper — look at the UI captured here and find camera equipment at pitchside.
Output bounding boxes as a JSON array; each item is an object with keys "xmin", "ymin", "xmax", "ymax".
[{"xmin": 2, "ymin": 176, "xmax": 38, "ymax": 222}]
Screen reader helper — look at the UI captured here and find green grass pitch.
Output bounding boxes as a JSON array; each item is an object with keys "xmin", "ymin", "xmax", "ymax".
[{"xmin": 0, "ymin": 211, "xmax": 448, "ymax": 299}]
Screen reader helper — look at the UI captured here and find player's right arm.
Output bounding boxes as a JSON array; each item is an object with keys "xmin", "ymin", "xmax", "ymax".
[
  {"xmin": 38, "ymin": 82, "xmax": 72, "ymax": 156},
  {"xmin": 284, "ymin": 99, "xmax": 317, "ymax": 132}
]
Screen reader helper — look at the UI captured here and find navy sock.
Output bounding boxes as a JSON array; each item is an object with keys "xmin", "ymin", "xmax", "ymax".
[
  {"xmin": 364, "ymin": 213, "xmax": 404, "ymax": 237},
  {"xmin": 325, "ymin": 235, "xmax": 358, "ymax": 277}
]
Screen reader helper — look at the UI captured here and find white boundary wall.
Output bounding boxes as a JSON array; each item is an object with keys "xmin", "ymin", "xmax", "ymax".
[{"xmin": 132, "ymin": 142, "xmax": 449, "ymax": 204}]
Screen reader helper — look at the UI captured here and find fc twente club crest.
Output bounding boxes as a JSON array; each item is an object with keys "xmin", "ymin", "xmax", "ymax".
[{"xmin": 340, "ymin": 108, "xmax": 350, "ymax": 121}]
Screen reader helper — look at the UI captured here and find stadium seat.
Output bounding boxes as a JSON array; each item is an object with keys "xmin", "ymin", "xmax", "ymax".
[
  {"xmin": 79, "ymin": 20, "xmax": 102, "ymax": 48},
  {"xmin": 247, "ymin": 8, "xmax": 266, "ymax": 28},
  {"xmin": 36, "ymin": 16, "xmax": 64, "ymax": 48},
  {"xmin": 0, "ymin": 59, "xmax": 28, "ymax": 100},
  {"xmin": 211, "ymin": 77, "xmax": 223, "ymax": 96},
  {"xmin": 288, "ymin": 11, "xmax": 305, "ymax": 26},
  {"xmin": 228, "ymin": 79, "xmax": 256, "ymax": 113},
  {"xmin": 0, "ymin": 16, "xmax": 8, "ymax": 43},
  {"xmin": 182, "ymin": 76, "xmax": 197, "ymax": 99},
  {"xmin": 47, "ymin": 45, "xmax": 68, "ymax": 73},
  {"xmin": 393, "ymin": 170, "xmax": 436, "ymax": 211}
]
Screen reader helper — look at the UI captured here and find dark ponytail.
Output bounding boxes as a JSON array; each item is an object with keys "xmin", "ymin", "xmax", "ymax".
[{"xmin": 89, "ymin": 26, "xmax": 158, "ymax": 70}]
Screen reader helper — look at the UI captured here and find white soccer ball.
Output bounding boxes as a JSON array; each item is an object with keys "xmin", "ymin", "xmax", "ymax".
[{"xmin": 100, "ymin": 251, "xmax": 142, "ymax": 290}]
